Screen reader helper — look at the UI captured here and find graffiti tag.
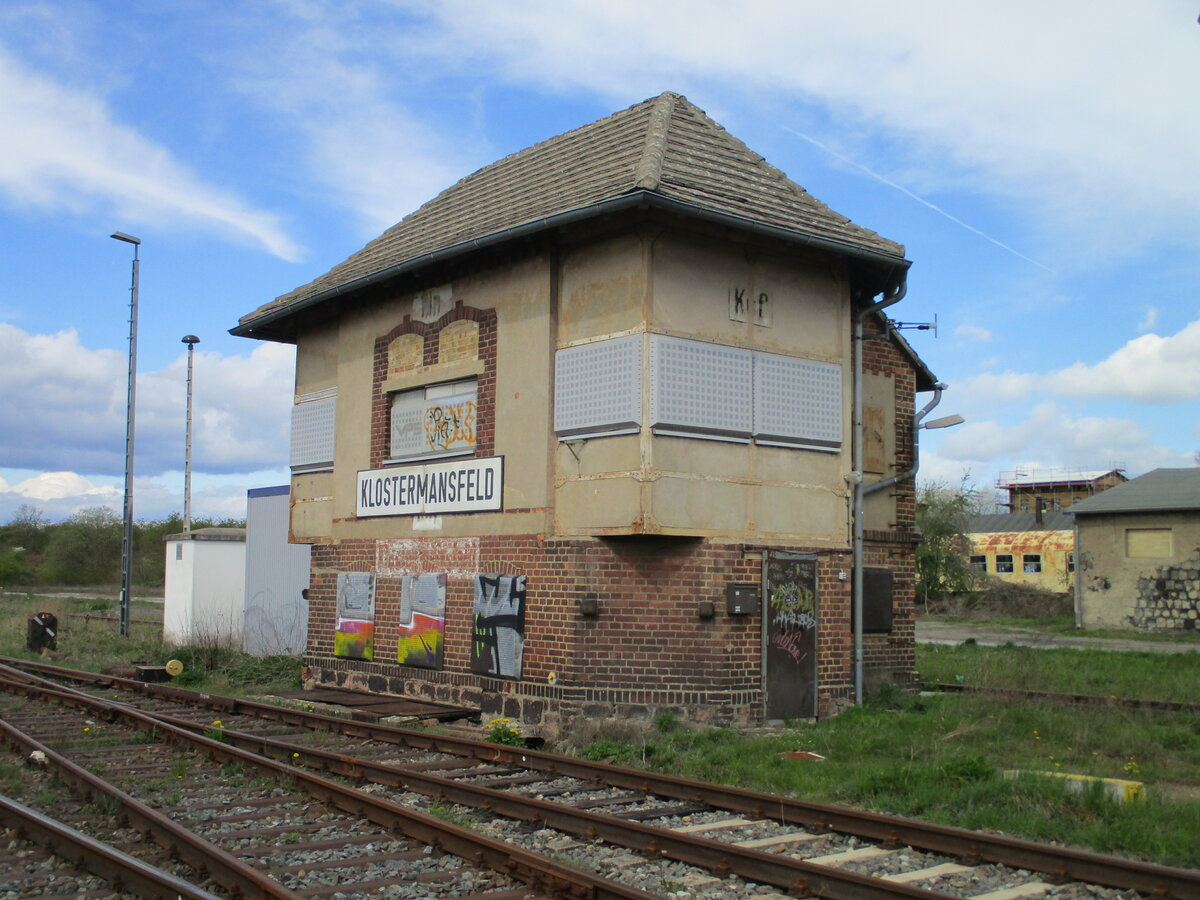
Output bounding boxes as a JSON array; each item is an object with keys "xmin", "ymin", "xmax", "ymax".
[{"xmin": 424, "ymin": 401, "xmax": 476, "ymax": 451}]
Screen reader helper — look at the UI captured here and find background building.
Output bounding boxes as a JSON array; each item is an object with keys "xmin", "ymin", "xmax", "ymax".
[
  {"xmin": 996, "ymin": 468, "xmax": 1126, "ymax": 514},
  {"xmin": 1071, "ymin": 468, "xmax": 1200, "ymax": 631},
  {"xmin": 966, "ymin": 510, "xmax": 1075, "ymax": 593}
]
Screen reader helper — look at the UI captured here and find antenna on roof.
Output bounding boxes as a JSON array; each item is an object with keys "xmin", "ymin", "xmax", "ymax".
[{"xmin": 893, "ymin": 313, "xmax": 938, "ymax": 338}]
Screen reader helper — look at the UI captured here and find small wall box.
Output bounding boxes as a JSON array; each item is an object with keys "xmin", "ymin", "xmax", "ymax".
[{"xmin": 726, "ymin": 583, "xmax": 758, "ymax": 615}]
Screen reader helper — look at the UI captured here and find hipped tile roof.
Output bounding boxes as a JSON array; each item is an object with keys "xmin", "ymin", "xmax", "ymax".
[{"xmin": 237, "ymin": 92, "xmax": 907, "ymax": 336}]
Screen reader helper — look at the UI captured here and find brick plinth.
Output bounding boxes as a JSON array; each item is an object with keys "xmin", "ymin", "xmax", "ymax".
[{"xmin": 304, "ymin": 532, "xmax": 915, "ymax": 736}]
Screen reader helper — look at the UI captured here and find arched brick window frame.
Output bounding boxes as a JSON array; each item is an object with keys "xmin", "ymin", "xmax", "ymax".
[{"xmin": 370, "ymin": 302, "xmax": 498, "ymax": 469}]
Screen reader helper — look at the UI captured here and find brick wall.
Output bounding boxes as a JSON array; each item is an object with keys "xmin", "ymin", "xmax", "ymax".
[
  {"xmin": 305, "ymin": 530, "xmax": 915, "ymax": 734},
  {"xmin": 306, "ymin": 303, "xmax": 921, "ymax": 735}
]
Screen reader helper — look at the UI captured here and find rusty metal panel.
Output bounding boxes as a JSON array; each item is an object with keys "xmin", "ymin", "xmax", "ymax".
[{"xmin": 861, "ymin": 567, "xmax": 893, "ymax": 633}]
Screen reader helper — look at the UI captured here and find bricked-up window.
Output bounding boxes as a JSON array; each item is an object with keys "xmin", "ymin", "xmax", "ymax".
[
  {"xmin": 1023, "ymin": 553, "xmax": 1042, "ymax": 573},
  {"xmin": 290, "ymin": 388, "xmax": 336, "ymax": 473},
  {"xmin": 389, "ymin": 379, "xmax": 477, "ymax": 462},
  {"xmin": 995, "ymin": 553, "xmax": 1014, "ymax": 574},
  {"xmin": 1126, "ymin": 528, "xmax": 1172, "ymax": 558},
  {"xmin": 969, "ymin": 554, "xmax": 987, "ymax": 572}
]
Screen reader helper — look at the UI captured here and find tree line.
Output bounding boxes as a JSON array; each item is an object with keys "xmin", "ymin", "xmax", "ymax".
[{"xmin": 0, "ymin": 505, "xmax": 244, "ymax": 589}]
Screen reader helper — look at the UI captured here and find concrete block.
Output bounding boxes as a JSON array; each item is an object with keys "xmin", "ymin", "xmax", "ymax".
[{"xmin": 1003, "ymin": 769, "xmax": 1145, "ymax": 804}]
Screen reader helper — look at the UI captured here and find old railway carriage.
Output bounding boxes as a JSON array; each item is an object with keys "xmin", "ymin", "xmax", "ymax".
[{"xmin": 233, "ymin": 93, "xmax": 937, "ymax": 734}]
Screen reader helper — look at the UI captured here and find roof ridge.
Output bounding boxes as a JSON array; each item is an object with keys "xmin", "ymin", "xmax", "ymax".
[{"xmin": 632, "ymin": 91, "xmax": 678, "ymax": 190}]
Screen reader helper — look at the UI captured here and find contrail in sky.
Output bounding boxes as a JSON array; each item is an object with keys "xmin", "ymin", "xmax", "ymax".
[{"xmin": 784, "ymin": 127, "xmax": 1052, "ymax": 273}]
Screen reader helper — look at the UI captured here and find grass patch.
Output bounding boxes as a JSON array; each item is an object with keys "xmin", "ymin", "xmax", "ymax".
[
  {"xmin": 0, "ymin": 590, "xmax": 301, "ymax": 698},
  {"xmin": 572, "ymin": 684, "xmax": 1200, "ymax": 868},
  {"xmin": 917, "ymin": 642, "xmax": 1200, "ymax": 704}
]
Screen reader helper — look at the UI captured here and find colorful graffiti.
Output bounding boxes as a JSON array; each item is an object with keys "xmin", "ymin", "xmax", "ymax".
[
  {"xmin": 423, "ymin": 400, "xmax": 476, "ymax": 452},
  {"xmin": 334, "ymin": 572, "xmax": 375, "ymax": 660},
  {"xmin": 470, "ymin": 574, "xmax": 526, "ymax": 678},
  {"xmin": 397, "ymin": 573, "xmax": 446, "ymax": 669}
]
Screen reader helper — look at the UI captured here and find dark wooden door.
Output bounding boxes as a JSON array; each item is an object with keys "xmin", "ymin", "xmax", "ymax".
[{"xmin": 762, "ymin": 551, "xmax": 818, "ymax": 720}]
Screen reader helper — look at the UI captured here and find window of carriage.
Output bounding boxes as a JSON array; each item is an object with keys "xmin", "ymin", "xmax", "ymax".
[
  {"xmin": 1023, "ymin": 553, "xmax": 1042, "ymax": 573},
  {"xmin": 389, "ymin": 379, "xmax": 477, "ymax": 462},
  {"xmin": 969, "ymin": 554, "xmax": 987, "ymax": 572},
  {"xmin": 995, "ymin": 553, "xmax": 1014, "ymax": 574}
]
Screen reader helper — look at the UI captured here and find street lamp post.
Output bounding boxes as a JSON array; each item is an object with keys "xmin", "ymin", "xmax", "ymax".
[
  {"xmin": 181, "ymin": 335, "xmax": 200, "ymax": 532},
  {"xmin": 111, "ymin": 232, "xmax": 140, "ymax": 638}
]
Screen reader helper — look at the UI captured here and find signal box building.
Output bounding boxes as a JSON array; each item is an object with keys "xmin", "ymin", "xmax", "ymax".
[{"xmin": 234, "ymin": 93, "xmax": 937, "ymax": 733}]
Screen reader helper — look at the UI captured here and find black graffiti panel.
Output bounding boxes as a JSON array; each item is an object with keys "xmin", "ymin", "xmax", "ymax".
[{"xmin": 470, "ymin": 574, "xmax": 526, "ymax": 678}]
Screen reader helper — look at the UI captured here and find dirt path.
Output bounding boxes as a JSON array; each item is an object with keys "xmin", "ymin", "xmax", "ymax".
[{"xmin": 916, "ymin": 619, "xmax": 1200, "ymax": 654}]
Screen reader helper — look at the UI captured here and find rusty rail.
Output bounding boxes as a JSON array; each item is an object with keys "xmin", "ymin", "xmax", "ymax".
[
  {"xmin": 0, "ymin": 793, "xmax": 225, "ymax": 900},
  {"xmin": 7, "ymin": 656, "xmax": 1200, "ymax": 899}
]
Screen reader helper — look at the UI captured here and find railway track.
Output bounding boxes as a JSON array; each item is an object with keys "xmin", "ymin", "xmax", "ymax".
[{"xmin": 1, "ymin": 657, "xmax": 1197, "ymax": 900}]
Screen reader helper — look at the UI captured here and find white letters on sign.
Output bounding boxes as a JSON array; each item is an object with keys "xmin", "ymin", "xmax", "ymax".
[{"xmin": 357, "ymin": 456, "xmax": 502, "ymax": 517}]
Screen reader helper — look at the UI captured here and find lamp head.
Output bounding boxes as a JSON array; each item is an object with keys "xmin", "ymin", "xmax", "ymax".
[
  {"xmin": 181, "ymin": 335, "xmax": 200, "ymax": 345},
  {"xmin": 110, "ymin": 232, "xmax": 141, "ymax": 245},
  {"xmin": 921, "ymin": 414, "xmax": 965, "ymax": 430}
]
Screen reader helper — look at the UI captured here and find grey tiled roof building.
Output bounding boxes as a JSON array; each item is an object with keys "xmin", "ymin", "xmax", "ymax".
[{"xmin": 236, "ymin": 92, "xmax": 908, "ymax": 340}]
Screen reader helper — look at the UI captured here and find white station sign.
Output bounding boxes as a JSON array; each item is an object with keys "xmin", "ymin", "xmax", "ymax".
[{"xmin": 357, "ymin": 456, "xmax": 503, "ymax": 518}]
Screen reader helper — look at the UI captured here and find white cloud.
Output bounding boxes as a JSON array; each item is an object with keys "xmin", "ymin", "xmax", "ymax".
[
  {"xmin": 1136, "ymin": 306, "xmax": 1158, "ymax": 333},
  {"xmin": 411, "ymin": 1, "xmax": 1200, "ymax": 262},
  {"xmin": 0, "ymin": 323, "xmax": 294, "ymax": 478},
  {"xmin": 928, "ymin": 402, "xmax": 1192, "ymax": 479},
  {"xmin": 958, "ymin": 319, "xmax": 1200, "ymax": 405},
  {"xmin": 8, "ymin": 471, "xmax": 118, "ymax": 503},
  {"xmin": 955, "ymin": 324, "xmax": 992, "ymax": 343},
  {"xmin": 0, "ymin": 48, "xmax": 302, "ymax": 261},
  {"xmin": 220, "ymin": 7, "xmax": 469, "ymax": 235}
]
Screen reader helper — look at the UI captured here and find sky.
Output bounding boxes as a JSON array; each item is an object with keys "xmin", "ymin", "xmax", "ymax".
[{"xmin": 1, "ymin": 1, "xmax": 1198, "ymax": 524}]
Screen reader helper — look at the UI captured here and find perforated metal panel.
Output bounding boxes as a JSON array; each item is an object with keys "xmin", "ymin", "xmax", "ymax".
[
  {"xmin": 649, "ymin": 335, "xmax": 753, "ymax": 438},
  {"xmin": 754, "ymin": 352, "xmax": 842, "ymax": 449},
  {"xmin": 554, "ymin": 335, "xmax": 642, "ymax": 437},
  {"xmin": 289, "ymin": 390, "xmax": 336, "ymax": 471}
]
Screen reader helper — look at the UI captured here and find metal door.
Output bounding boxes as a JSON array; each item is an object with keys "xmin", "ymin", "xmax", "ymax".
[{"xmin": 762, "ymin": 551, "xmax": 818, "ymax": 720}]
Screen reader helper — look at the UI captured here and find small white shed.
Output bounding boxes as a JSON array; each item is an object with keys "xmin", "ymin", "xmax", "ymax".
[
  {"xmin": 163, "ymin": 527, "xmax": 247, "ymax": 646},
  {"xmin": 244, "ymin": 485, "xmax": 310, "ymax": 655}
]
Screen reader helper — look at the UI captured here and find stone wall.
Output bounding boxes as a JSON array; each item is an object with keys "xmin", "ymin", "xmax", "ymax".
[{"xmin": 1129, "ymin": 550, "xmax": 1200, "ymax": 630}]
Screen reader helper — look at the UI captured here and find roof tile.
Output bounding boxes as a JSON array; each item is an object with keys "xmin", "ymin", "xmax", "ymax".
[{"xmin": 239, "ymin": 92, "xmax": 905, "ymax": 330}]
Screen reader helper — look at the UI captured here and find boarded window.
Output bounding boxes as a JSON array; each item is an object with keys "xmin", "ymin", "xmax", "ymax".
[
  {"xmin": 290, "ymin": 388, "xmax": 336, "ymax": 472},
  {"xmin": 390, "ymin": 379, "xmax": 477, "ymax": 461},
  {"xmin": 753, "ymin": 350, "xmax": 842, "ymax": 450},
  {"xmin": 995, "ymin": 554, "xmax": 1014, "ymax": 574},
  {"xmin": 650, "ymin": 335, "xmax": 754, "ymax": 440},
  {"xmin": 1126, "ymin": 528, "xmax": 1172, "ymax": 558},
  {"xmin": 861, "ymin": 567, "xmax": 893, "ymax": 633},
  {"xmin": 554, "ymin": 335, "xmax": 642, "ymax": 438}
]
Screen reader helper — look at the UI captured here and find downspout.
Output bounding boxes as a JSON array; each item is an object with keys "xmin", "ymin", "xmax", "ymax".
[
  {"xmin": 851, "ymin": 275, "xmax": 906, "ymax": 706},
  {"xmin": 853, "ymin": 375, "xmax": 945, "ymax": 704}
]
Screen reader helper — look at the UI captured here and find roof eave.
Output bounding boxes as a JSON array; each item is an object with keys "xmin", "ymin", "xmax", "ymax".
[{"xmin": 231, "ymin": 190, "xmax": 911, "ymax": 343}]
